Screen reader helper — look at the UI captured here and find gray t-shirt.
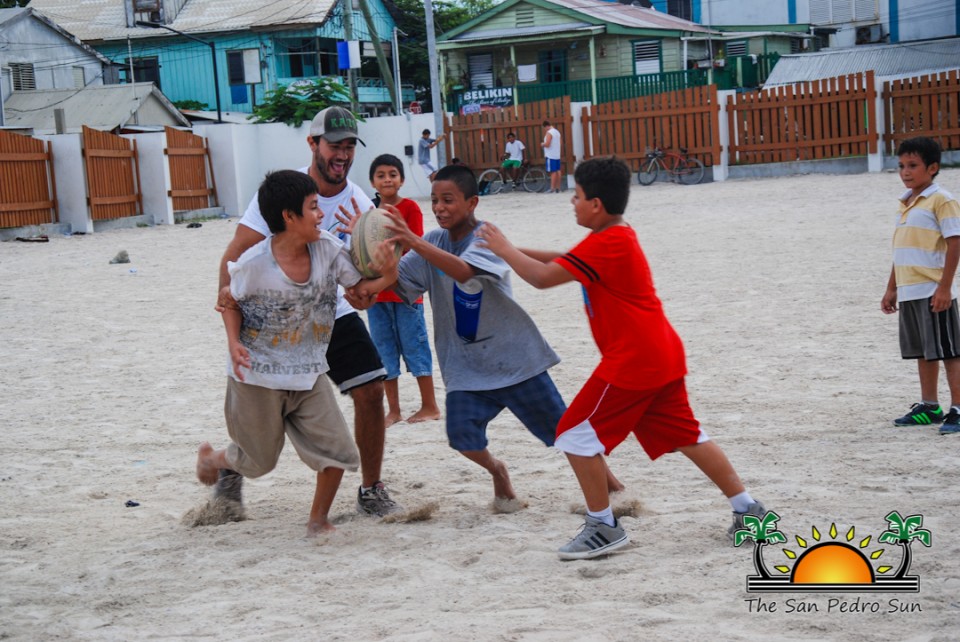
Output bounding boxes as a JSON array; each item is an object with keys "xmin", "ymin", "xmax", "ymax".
[
  {"xmin": 418, "ymin": 137, "xmax": 435, "ymax": 165},
  {"xmin": 394, "ymin": 223, "xmax": 560, "ymax": 392}
]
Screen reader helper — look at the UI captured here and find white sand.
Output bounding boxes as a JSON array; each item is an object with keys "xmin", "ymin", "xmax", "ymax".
[{"xmin": 2, "ymin": 169, "xmax": 959, "ymax": 640}]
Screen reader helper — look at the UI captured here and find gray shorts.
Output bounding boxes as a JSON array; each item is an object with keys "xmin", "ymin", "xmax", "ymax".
[
  {"xmin": 224, "ymin": 376, "xmax": 360, "ymax": 478},
  {"xmin": 899, "ymin": 297, "xmax": 960, "ymax": 360}
]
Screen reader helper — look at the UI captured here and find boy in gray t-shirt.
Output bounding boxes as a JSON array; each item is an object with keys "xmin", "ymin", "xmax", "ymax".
[{"xmin": 350, "ymin": 165, "xmax": 622, "ymax": 508}]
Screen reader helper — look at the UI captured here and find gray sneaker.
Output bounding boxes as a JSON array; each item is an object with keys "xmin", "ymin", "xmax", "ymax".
[
  {"xmin": 356, "ymin": 481, "xmax": 402, "ymax": 517},
  {"xmin": 557, "ymin": 516, "xmax": 629, "ymax": 560},
  {"xmin": 728, "ymin": 500, "xmax": 767, "ymax": 540},
  {"xmin": 214, "ymin": 469, "xmax": 243, "ymax": 504}
]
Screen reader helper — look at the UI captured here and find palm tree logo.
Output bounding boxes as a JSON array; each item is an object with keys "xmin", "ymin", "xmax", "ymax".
[{"xmin": 735, "ymin": 511, "xmax": 930, "ymax": 593}]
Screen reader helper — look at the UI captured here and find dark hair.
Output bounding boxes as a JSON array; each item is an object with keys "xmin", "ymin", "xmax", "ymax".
[
  {"xmin": 542, "ymin": 120, "xmax": 551, "ymax": 127},
  {"xmin": 897, "ymin": 137, "xmax": 941, "ymax": 178},
  {"xmin": 422, "ymin": 129, "xmax": 431, "ymax": 136},
  {"xmin": 574, "ymin": 157, "xmax": 631, "ymax": 215},
  {"xmin": 257, "ymin": 170, "xmax": 319, "ymax": 234},
  {"xmin": 434, "ymin": 164, "xmax": 478, "ymax": 199},
  {"xmin": 369, "ymin": 153, "xmax": 405, "ymax": 182},
  {"xmin": 507, "ymin": 132, "xmax": 516, "ymax": 138}
]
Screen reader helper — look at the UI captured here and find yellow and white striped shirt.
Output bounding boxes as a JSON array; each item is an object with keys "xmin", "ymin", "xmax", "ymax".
[{"xmin": 893, "ymin": 183, "xmax": 960, "ymax": 302}]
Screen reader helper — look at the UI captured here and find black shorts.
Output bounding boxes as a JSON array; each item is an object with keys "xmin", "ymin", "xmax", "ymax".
[
  {"xmin": 326, "ymin": 312, "xmax": 386, "ymax": 393},
  {"xmin": 899, "ymin": 298, "xmax": 960, "ymax": 360}
]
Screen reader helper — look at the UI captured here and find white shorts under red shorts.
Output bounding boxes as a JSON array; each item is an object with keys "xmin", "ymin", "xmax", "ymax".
[{"xmin": 554, "ymin": 375, "xmax": 708, "ymax": 460}]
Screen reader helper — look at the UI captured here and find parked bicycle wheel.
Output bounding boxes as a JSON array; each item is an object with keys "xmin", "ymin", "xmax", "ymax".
[
  {"xmin": 521, "ymin": 167, "xmax": 548, "ymax": 193},
  {"xmin": 478, "ymin": 169, "xmax": 504, "ymax": 195},
  {"xmin": 676, "ymin": 158, "xmax": 705, "ymax": 185},
  {"xmin": 637, "ymin": 158, "xmax": 659, "ymax": 186}
]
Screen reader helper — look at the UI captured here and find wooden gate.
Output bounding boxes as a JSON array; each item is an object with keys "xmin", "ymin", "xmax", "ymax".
[
  {"xmin": 581, "ymin": 84, "xmax": 721, "ymax": 170},
  {"xmin": 445, "ymin": 97, "xmax": 576, "ymax": 178},
  {"xmin": 82, "ymin": 125, "xmax": 142, "ymax": 220},
  {"xmin": 0, "ymin": 130, "xmax": 58, "ymax": 228},
  {"xmin": 883, "ymin": 69, "xmax": 960, "ymax": 156},
  {"xmin": 165, "ymin": 127, "xmax": 218, "ymax": 211},
  {"xmin": 727, "ymin": 71, "xmax": 878, "ymax": 165}
]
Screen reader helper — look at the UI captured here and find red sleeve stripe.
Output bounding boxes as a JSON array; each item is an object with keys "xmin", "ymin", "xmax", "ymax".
[{"xmin": 561, "ymin": 252, "xmax": 600, "ymax": 282}]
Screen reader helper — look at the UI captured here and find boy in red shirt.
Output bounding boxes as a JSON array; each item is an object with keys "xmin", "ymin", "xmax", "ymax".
[
  {"xmin": 368, "ymin": 154, "xmax": 442, "ymax": 426},
  {"xmin": 477, "ymin": 156, "xmax": 764, "ymax": 559}
]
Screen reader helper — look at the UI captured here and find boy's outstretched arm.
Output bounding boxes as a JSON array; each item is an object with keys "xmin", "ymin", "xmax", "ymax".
[
  {"xmin": 476, "ymin": 222, "xmax": 574, "ymax": 289},
  {"xmin": 382, "ymin": 209, "xmax": 478, "ymax": 283},
  {"xmin": 348, "ymin": 240, "xmax": 401, "ymax": 304},
  {"xmin": 219, "ymin": 286, "xmax": 250, "ymax": 380}
]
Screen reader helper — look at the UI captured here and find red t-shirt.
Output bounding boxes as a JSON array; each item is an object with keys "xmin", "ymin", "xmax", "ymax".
[
  {"xmin": 554, "ymin": 225, "xmax": 686, "ymax": 390},
  {"xmin": 377, "ymin": 198, "xmax": 423, "ymax": 304}
]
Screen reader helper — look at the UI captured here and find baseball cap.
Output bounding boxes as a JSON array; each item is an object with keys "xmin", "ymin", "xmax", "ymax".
[{"xmin": 309, "ymin": 106, "xmax": 365, "ymax": 146}]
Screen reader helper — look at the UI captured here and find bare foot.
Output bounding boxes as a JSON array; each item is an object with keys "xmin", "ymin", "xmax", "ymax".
[
  {"xmin": 406, "ymin": 407, "xmax": 441, "ymax": 423},
  {"xmin": 385, "ymin": 411, "xmax": 402, "ymax": 428},
  {"xmin": 196, "ymin": 442, "xmax": 219, "ymax": 486},
  {"xmin": 306, "ymin": 518, "xmax": 336, "ymax": 537},
  {"xmin": 490, "ymin": 458, "xmax": 517, "ymax": 501}
]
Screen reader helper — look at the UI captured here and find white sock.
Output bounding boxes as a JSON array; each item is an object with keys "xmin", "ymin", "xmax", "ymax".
[
  {"xmin": 587, "ymin": 506, "xmax": 615, "ymax": 527},
  {"xmin": 922, "ymin": 400, "xmax": 939, "ymax": 407},
  {"xmin": 730, "ymin": 492, "xmax": 756, "ymax": 514}
]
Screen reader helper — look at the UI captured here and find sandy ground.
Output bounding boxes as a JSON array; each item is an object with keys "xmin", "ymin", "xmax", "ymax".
[{"xmin": 2, "ymin": 168, "xmax": 959, "ymax": 641}]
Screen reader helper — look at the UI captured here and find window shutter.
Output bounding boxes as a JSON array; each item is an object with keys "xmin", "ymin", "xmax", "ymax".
[
  {"xmin": 633, "ymin": 41, "xmax": 660, "ymax": 75},
  {"xmin": 11, "ymin": 63, "xmax": 36, "ymax": 91}
]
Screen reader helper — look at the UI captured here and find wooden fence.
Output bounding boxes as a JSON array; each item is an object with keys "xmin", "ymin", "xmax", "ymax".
[
  {"xmin": 726, "ymin": 71, "xmax": 878, "ymax": 165},
  {"xmin": 165, "ymin": 127, "xmax": 218, "ymax": 211},
  {"xmin": 581, "ymin": 84, "xmax": 721, "ymax": 170},
  {"xmin": 883, "ymin": 69, "xmax": 960, "ymax": 156},
  {"xmin": 0, "ymin": 130, "xmax": 58, "ymax": 228},
  {"xmin": 445, "ymin": 97, "xmax": 576, "ymax": 179},
  {"xmin": 82, "ymin": 125, "xmax": 142, "ymax": 220}
]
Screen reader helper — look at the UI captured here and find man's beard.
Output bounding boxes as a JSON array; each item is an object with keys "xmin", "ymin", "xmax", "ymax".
[{"xmin": 316, "ymin": 155, "xmax": 349, "ymax": 186}]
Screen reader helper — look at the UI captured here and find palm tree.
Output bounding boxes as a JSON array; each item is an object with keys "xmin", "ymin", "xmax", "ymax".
[
  {"xmin": 878, "ymin": 511, "xmax": 931, "ymax": 579},
  {"xmin": 734, "ymin": 510, "xmax": 786, "ymax": 579}
]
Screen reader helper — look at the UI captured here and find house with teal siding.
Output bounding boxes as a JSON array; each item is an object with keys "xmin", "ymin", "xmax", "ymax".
[{"xmin": 27, "ymin": 0, "xmax": 411, "ymax": 116}]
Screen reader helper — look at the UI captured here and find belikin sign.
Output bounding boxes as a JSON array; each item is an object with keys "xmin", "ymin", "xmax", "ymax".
[{"xmin": 457, "ymin": 87, "xmax": 514, "ymax": 115}]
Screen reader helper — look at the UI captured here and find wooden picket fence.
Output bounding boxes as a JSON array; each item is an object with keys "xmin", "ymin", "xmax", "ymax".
[
  {"xmin": 883, "ymin": 69, "xmax": 960, "ymax": 156},
  {"xmin": 0, "ymin": 130, "xmax": 58, "ymax": 228},
  {"xmin": 581, "ymin": 84, "xmax": 721, "ymax": 169},
  {"xmin": 726, "ymin": 71, "xmax": 878, "ymax": 165},
  {"xmin": 82, "ymin": 125, "xmax": 142, "ymax": 220},
  {"xmin": 445, "ymin": 97, "xmax": 576, "ymax": 179},
  {"xmin": 165, "ymin": 127, "xmax": 218, "ymax": 211}
]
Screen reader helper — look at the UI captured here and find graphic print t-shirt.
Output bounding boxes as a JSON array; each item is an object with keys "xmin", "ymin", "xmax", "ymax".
[
  {"xmin": 555, "ymin": 225, "xmax": 686, "ymax": 390},
  {"xmin": 239, "ymin": 169, "xmax": 375, "ymax": 319},
  {"xmin": 228, "ymin": 232, "xmax": 363, "ymax": 390},
  {"xmin": 393, "ymin": 223, "xmax": 559, "ymax": 392}
]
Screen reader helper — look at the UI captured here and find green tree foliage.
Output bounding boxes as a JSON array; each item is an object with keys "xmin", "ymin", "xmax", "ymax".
[
  {"xmin": 0, "ymin": 0, "xmax": 31, "ymax": 7},
  {"xmin": 173, "ymin": 99, "xmax": 209, "ymax": 111},
  {"xmin": 391, "ymin": 0, "xmax": 500, "ymax": 110},
  {"xmin": 249, "ymin": 77, "xmax": 350, "ymax": 126}
]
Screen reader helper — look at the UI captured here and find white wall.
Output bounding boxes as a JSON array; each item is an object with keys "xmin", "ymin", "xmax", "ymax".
[
  {"xmin": 35, "ymin": 132, "xmax": 90, "ymax": 233},
  {"xmin": 126, "ymin": 132, "xmax": 174, "ymax": 225},
  {"xmin": 703, "ymin": 0, "xmax": 791, "ymax": 26}
]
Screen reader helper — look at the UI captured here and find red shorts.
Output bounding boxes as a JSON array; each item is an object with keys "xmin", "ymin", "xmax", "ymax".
[{"xmin": 555, "ymin": 375, "xmax": 706, "ymax": 460}]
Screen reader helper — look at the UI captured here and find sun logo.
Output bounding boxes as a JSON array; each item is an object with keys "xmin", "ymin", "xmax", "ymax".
[{"xmin": 735, "ymin": 511, "xmax": 931, "ymax": 593}]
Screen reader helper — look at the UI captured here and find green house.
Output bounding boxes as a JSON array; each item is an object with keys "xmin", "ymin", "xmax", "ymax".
[{"xmin": 438, "ymin": 0, "xmax": 801, "ymax": 110}]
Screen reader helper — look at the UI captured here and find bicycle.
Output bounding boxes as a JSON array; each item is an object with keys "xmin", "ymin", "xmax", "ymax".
[
  {"xmin": 478, "ymin": 160, "xmax": 549, "ymax": 195},
  {"xmin": 637, "ymin": 145, "xmax": 705, "ymax": 186}
]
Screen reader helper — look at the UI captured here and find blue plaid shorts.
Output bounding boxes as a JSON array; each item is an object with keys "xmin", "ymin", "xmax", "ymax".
[{"xmin": 445, "ymin": 371, "xmax": 565, "ymax": 451}]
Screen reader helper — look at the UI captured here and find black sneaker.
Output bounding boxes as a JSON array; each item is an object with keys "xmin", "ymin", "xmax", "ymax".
[
  {"xmin": 214, "ymin": 468, "xmax": 243, "ymax": 504},
  {"xmin": 356, "ymin": 481, "xmax": 402, "ymax": 517},
  {"xmin": 940, "ymin": 408, "xmax": 960, "ymax": 435},
  {"xmin": 893, "ymin": 403, "xmax": 944, "ymax": 426}
]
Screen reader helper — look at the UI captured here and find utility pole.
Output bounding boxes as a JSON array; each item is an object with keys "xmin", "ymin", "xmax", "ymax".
[
  {"xmin": 357, "ymin": 0, "xmax": 397, "ymax": 111},
  {"xmin": 423, "ymin": 0, "xmax": 446, "ymax": 166},
  {"xmin": 341, "ymin": 0, "xmax": 358, "ymax": 113}
]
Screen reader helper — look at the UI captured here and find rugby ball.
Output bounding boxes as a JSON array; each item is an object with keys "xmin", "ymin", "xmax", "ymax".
[{"xmin": 349, "ymin": 208, "xmax": 401, "ymax": 278}]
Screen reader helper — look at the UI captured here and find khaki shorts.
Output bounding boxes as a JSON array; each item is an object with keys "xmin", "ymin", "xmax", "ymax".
[{"xmin": 224, "ymin": 376, "xmax": 360, "ymax": 478}]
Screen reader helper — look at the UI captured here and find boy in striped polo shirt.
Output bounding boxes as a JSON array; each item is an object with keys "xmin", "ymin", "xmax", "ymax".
[{"xmin": 882, "ymin": 137, "xmax": 960, "ymax": 435}]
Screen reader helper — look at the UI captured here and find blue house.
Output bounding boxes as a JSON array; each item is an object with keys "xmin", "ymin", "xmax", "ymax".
[{"xmin": 26, "ymin": 0, "xmax": 411, "ymax": 116}]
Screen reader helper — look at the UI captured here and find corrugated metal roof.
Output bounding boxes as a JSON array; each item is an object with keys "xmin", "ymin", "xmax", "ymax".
[
  {"xmin": 26, "ymin": 0, "xmax": 337, "ymax": 42},
  {"xmin": 449, "ymin": 22, "xmax": 602, "ymax": 42},
  {"xmin": 3, "ymin": 82, "xmax": 190, "ymax": 131},
  {"xmin": 0, "ymin": 7, "xmax": 113, "ymax": 65},
  {"xmin": 547, "ymin": 0, "xmax": 715, "ymax": 33},
  {"xmin": 764, "ymin": 38, "xmax": 960, "ymax": 86}
]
